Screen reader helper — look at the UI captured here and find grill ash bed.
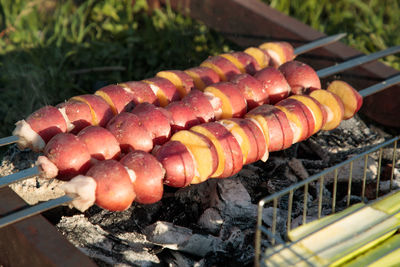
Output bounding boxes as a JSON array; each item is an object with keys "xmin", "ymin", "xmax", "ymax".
[{"xmin": 0, "ymin": 0, "xmax": 399, "ymax": 266}]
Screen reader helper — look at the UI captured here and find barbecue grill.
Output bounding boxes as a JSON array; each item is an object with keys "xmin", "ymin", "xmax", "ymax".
[{"xmin": 0, "ymin": 1, "xmax": 399, "ymax": 266}]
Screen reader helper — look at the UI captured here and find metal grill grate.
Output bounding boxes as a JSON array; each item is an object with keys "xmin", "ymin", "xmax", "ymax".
[{"xmin": 255, "ymin": 136, "xmax": 399, "ymax": 267}]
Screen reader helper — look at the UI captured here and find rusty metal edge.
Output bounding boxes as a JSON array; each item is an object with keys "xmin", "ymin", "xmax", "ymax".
[
  {"xmin": 0, "ymin": 187, "xmax": 96, "ymax": 267},
  {"xmin": 163, "ymin": 0, "xmax": 400, "ymax": 128}
]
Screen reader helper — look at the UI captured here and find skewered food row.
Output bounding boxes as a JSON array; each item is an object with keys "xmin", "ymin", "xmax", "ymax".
[
  {"xmin": 54, "ymin": 80, "xmax": 363, "ymax": 212},
  {"xmin": 12, "ymin": 41, "xmax": 316, "ymax": 152},
  {"xmin": 36, "ymin": 58, "xmax": 334, "ymax": 182}
]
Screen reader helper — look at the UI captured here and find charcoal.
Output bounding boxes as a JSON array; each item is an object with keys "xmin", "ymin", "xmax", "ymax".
[
  {"xmin": 197, "ymin": 207, "xmax": 223, "ymax": 234},
  {"xmin": 323, "ymin": 155, "xmax": 378, "ymax": 183},
  {"xmin": 307, "ymin": 116, "xmax": 384, "ymax": 163},
  {"xmin": 211, "ymin": 179, "xmax": 258, "ymax": 230},
  {"xmin": 288, "ymin": 158, "xmax": 310, "ymax": 180},
  {"xmin": 144, "ymin": 221, "xmax": 225, "ymax": 257},
  {"xmin": 162, "ymin": 251, "xmax": 195, "ymax": 267},
  {"xmin": 0, "ymin": 145, "xmax": 65, "ymax": 205},
  {"xmin": 57, "ymin": 214, "xmax": 160, "ymax": 267}
]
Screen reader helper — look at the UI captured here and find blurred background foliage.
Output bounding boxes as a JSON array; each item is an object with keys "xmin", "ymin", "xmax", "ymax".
[
  {"xmin": 0, "ymin": 0, "xmax": 398, "ymax": 138},
  {"xmin": 0, "ymin": 0, "xmax": 233, "ymax": 137},
  {"xmin": 266, "ymin": 0, "xmax": 400, "ymax": 69}
]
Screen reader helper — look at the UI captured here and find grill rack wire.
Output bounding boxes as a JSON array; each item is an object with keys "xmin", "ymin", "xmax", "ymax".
[{"xmin": 254, "ymin": 135, "xmax": 399, "ymax": 267}]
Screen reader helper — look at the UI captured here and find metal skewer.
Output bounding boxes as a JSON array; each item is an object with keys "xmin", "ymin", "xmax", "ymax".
[
  {"xmin": 316, "ymin": 45, "xmax": 400, "ymax": 78},
  {"xmin": 1, "ymin": 74, "xmax": 399, "ymax": 229},
  {"xmin": 359, "ymin": 74, "xmax": 400, "ymax": 98},
  {"xmin": 0, "ymin": 195, "xmax": 73, "ymax": 229},
  {"xmin": 0, "ymin": 136, "xmax": 19, "ymax": 147},
  {"xmin": 293, "ymin": 33, "xmax": 346, "ymax": 55},
  {"xmin": 0, "ymin": 166, "xmax": 39, "ymax": 189}
]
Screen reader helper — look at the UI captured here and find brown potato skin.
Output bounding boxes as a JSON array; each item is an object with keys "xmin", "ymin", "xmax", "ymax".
[
  {"xmin": 192, "ymin": 122, "xmax": 243, "ymax": 178},
  {"xmin": 26, "ymin": 106, "xmax": 67, "ymax": 143},
  {"xmin": 120, "ymin": 151, "xmax": 164, "ymax": 204},
  {"xmin": 106, "ymin": 112, "xmax": 153, "ymax": 153},
  {"xmin": 155, "ymin": 140, "xmax": 195, "ymax": 188},
  {"xmin": 131, "ymin": 103, "xmax": 172, "ymax": 145},
  {"xmin": 231, "ymin": 73, "xmax": 269, "ymax": 109},
  {"xmin": 143, "ymin": 77, "xmax": 180, "ymax": 106},
  {"xmin": 182, "ymin": 90, "xmax": 215, "ymax": 123},
  {"xmin": 245, "ymin": 118, "xmax": 267, "ymax": 162},
  {"xmin": 185, "ymin": 66, "xmax": 220, "ymax": 90},
  {"xmin": 206, "ymin": 82, "xmax": 247, "ymax": 119},
  {"xmin": 230, "ymin": 52, "xmax": 261, "ymax": 75},
  {"xmin": 44, "ymin": 133, "xmax": 91, "ymax": 181},
  {"xmin": 96, "ymin": 84, "xmax": 135, "ymax": 114},
  {"xmin": 247, "ymin": 105, "xmax": 293, "ymax": 152},
  {"xmin": 279, "ymin": 61, "xmax": 321, "ymax": 95},
  {"xmin": 166, "ymin": 102, "xmax": 200, "ymax": 133},
  {"xmin": 276, "ymin": 98, "xmax": 313, "ymax": 143},
  {"xmin": 156, "ymin": 70, "xmax": 194, "ymax": 97},
  {"xmin": 224, "ymin": 118, "xmax": 260, "ymax": 165},
  {"xmin": 254, "ymin": 67, "xmax": 291, "ymax": 104},
  {"xmin": 57, "ymin": 101, "xmax": 92, "ymax": 134},
  {"xmin": 77, "ymin": 126, "xmax": 120, "ymax": 161},
  {"xmin": 71, "ymin": 95, "xmax": 114, "ymax": 127},
  {"xmin": 201, "ymin": 56, "xmax": 241, "ymax": 81},
  {"xmin": 87, "ymin": 160, "xmax": 135, "ymax": 211},
  {"xmin": 121, "ymin": 81, "xmax": 159, "ymax": 106}
]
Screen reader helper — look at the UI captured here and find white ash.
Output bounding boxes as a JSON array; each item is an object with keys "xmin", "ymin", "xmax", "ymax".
[
  {"xmin": 197, "ymin": 207, "xmax": 223, "ymax": 234},
  {"xmin": 163, "ymin": 251, "xmax": 195, "ymax": 267},
  {"xmin": 307, "ymin": 116, "xmax": 385, "ymax": 162},
  {"xmin": 323, "ymin": 154, "xmax": 378, "ymax": 183},
  {"xmin": 57, "ymin": 214, "xmax": 160, "ymax": 267},
  {"xmin": 144, "ymin": 221, "xmax": 225, "ymax": 257},
  {"xmin": 0, "ymin": 146, "xmax": 65, "ymax": 205}
]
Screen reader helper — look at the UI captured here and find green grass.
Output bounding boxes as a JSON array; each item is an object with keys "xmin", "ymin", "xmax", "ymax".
[
  {"xmin": 0, "ymin": 0, "xmax": 234, "ymax": 137},
  {"xmin": 0, "ymin": 0, "xmax": 398, "ymax": 140},
  {"xmin": 265, "ymin": 0, "xmax": 400, "ymax": 69}
]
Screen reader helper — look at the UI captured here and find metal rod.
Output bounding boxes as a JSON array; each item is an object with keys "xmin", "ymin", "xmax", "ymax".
[
  {"xmin": 302, "ymin": 183, "xmax": 309, "ymax": 225},
  {"xmin": 293, "ymin": 33, "xmax": 347, "ymax": 55},
  {"xmin": 316, "ymin": 45, "xmax": 400, "ymax": 78},
  {"xmin": 0, "ymin": 166, "xmax": 39, "ymax": 189},
  {"xmin": 0, "ymin": 135, "xmax": 19, "ymax": 147},
  {"xmin": 287, "ymin": 189, "xmax": 294, "ymax": 233},
  {"xmin": 260, "ymin": 136, "xmax": 400, "ymax": 205},
  {"xmin": 361, "ymin": 154, "xmax": 369, "ymax": 201},
  {"xmin": 318, "ymin": 175, "xmax": 324, "ymax": 219},
  {"xmin": 271, "ymin": 198, "xmax": 278, "ymax": 245},
  {"xmin": 254, "ymin": 199, "xmax": 266, "ymax": 267},
  {"xmin": 376, "ymin": 148, "xmax": 383, "ymax": 199},
  {"xmin": 0, "ymin": 195, "xmax": 73, "ymax": 228},
  {"xmin": 359, "ymin": 74, "xmax": 400, "ymax": 98},
  {"xmin": 332, "ymin": 169, "xmax": 338, "ymax": 214},
  {"xmin": 347, "ymin": 161, "xmax": 353, "ymax": 207},
  {"xmin": 390, "ymin": 140, "xmax": 397, "ymax": 191}
]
